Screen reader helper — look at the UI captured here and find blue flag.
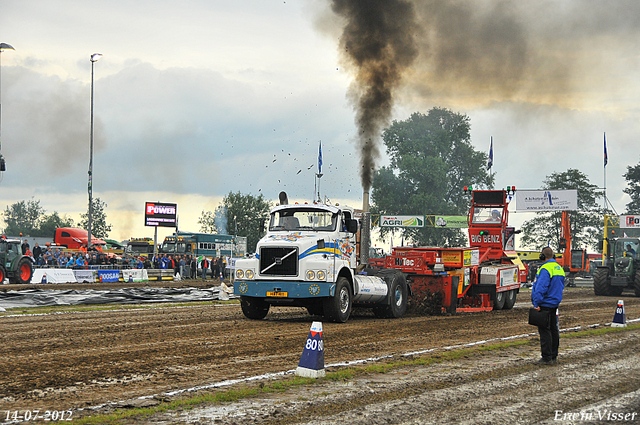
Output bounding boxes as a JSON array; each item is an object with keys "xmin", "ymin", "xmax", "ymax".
[
  {"xmin": 604, "ymin": 133, "xmax": 608, "ymax": 167},
  {"xmin": 487, "ymin": 137, "xmax": 493, "ymax": 170},
  {"xmin": 318, "ymin": 141, "xmax": 323, "ymax": 174}
]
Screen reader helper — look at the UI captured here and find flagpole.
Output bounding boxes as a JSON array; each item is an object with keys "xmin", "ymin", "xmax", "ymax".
[{"xmin": 603, "ymin": 132, "xmax": 607, "ymax": 212}]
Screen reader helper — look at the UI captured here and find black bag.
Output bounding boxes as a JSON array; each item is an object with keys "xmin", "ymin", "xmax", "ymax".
[{"xmin": 528, "ymin": 308, "xmax": 549, "ymax": 328}]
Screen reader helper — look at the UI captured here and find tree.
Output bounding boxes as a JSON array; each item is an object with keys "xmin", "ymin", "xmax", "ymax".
[
  {"xmin": 198, "ymin": 210, "xmax": 218, "ymax": 234},
  {"xmin": 371, "ymin": 108, "xmax": 493, "ymax": 247},
  {"xmin": 623, "ymin": 160, "xmax": 640, "ymax": 213},
  {"xmin": 36, "ymin": 212, "xmax": 74, "ymax": 238},
  {"xmin": 78, "ymin": 197, "xmax": 112, "ymax": 239},
  {"xmin": 520, "ymin": 169, "xmax": 603, "ymax": 252},
  {"xmin": 2, "ymin": 199, "xmax": 44, "ymax": 236},
  {"xmin": 222, "ymin": 192, "xmax": 272, "ymax": 253}
]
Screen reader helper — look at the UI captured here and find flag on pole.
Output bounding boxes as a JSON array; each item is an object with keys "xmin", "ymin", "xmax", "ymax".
[
  {"xmin": 318, "ymin": 141, "xmax": 323, "ymax": 174},
  {"xmin": 487, "ymin": 137, "xmax": 493, "ymax": 170},
  {"xmin": 604, "ymin": 133, "xmax": 608, "ymax": 167}
]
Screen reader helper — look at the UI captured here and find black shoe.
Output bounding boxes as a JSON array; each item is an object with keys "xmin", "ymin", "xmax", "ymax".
[{"xmin": 536, "ymin": 357, "xmax": 554, "ymax": 365}]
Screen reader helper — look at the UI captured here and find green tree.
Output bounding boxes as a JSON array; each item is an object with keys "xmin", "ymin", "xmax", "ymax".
[
  {"xmin": 78, "ymin": 197, "xmax": 112, "ymax": 239},
  {"xmin": 38, "ymin": 212, "xmax": 75, "ymax": 238},
  {"xmin": 222, "ymin": 191, "xmax": 272, "ymax": 253},
  {"xmin": 623, "ymin": 160, "xmax": 640, "ymax": 213},
  {"xmin": 2, "ymin": 199, "xmax": 45, "ymax": 236},
  {"xmin": 198, "ymin": 210, "xmax": 218, "ymax": 233},
  {"xmin": 371, "ymin": 108, "xmax": 493, "ymax": 247},
  {"xmin": 520, "ymin": 169, "xmax": 603, "ymax": 251}
]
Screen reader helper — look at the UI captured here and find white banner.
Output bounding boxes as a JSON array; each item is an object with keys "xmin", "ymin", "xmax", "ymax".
[
  {"xmin": 380, "ymin": 215, "xmax": 424, "ymax": 227},
  {"xmin": 515, "ymin": 190, "xmax": 578, "ymax": 212},
  {"xmin": 74, "ymin": 270, "xmax": 95, "ymax": 283},
  {"xmin": 122, "ymin": 269, "xmax": 149, "ymax": 282},
  {"xmin": 620, "ymin": 215, "xmax": 640, "ymax": 228},
  {"xmin": 32, "ymin": 269, "xmax": 78, "ymax": 284}
]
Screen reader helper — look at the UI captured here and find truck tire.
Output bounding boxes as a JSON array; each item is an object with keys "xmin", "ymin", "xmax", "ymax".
[
  {"xmin": 593, "ymin": 268, "xmax": 610, "ymax": 296},
  {"xmin": 240, "ymin": 296, "xmax": 270, "ymax": 320},
  {"xmin": 373, "ymin": 270, "xmax": 408, "ymax": 319},
  {"xmin": 503, "ymin": 289, "xmax": 517, "ymax": 310},
  {"xmin": 323, "ymin": 277, "xmax": 352, "ymax": 323},
  {"xmin": 14, "ymin": 258, "xmax": 33, "ymax": 284},
  {"xmin": 493, "ymin": 290, "xmax": 506, "ymax": 310},
  {"xmin": 635, "ymin": 269, "xmax": 640, "ymax": 297},
  {"xmin": 0, "ymin": 265, "xmax": 5, "ymax": 284}
]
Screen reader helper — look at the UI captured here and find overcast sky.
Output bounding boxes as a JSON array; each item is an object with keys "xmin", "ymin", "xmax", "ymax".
[{"xmin": 1, "ymin": 0, "xmax": 639, "ymax": 245}]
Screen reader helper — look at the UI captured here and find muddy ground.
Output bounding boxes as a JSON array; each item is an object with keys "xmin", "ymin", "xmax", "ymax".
[{"xmin": 1, "ymin": 284, "xmax": 639, "ymax": 424}]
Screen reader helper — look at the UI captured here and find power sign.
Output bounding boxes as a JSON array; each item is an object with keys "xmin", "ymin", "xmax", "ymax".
[
  {"xmin": 144, "ymin": 202, "xmax": 177, "ymax": 228},
  {"xmin": 621, "ymin": 215, "xmax": 640, "ymax": 228}
]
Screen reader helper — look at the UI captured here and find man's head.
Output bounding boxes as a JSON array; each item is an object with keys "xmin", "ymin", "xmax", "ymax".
[{"xmin": 542, "ymin": 247, "xmax": 554, "ymax": 260}]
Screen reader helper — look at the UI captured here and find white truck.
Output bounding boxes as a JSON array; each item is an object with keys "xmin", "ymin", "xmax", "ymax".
[{"xmin": 233, "ymin": 193, "xmax": 409, "ymax": 323}]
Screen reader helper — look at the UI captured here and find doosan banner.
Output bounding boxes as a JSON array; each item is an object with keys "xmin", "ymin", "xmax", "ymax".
[{"xmin": 515, "ymin": 190, "xmax": 578, "ymax": 212}]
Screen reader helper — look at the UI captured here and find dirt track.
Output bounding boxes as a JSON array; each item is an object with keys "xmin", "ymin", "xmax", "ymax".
[{"xmin": 1, "ymin": 285, "xmax": 639, "ymax": 423}]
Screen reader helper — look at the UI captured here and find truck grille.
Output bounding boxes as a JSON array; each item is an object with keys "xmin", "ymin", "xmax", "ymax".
[{"xmin": 260, "ymin": 247, "xmax": 298, "ymax": 276}]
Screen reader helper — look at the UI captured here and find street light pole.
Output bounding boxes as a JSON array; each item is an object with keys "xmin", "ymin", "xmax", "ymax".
[
  {"xmin": 88, "ymin": 53, "xmax": 102, "ymax": 249},
  {"xmin": 0, "ymin": 43, "xmax": 15, "ymax": 174}
]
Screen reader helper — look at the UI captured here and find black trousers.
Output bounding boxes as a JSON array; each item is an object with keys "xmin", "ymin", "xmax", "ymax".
[{"xmin": 538, "ymin": 306, "xmax": 559, "ymax": 361}]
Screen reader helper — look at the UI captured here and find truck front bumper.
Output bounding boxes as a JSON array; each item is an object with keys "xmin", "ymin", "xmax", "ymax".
[{"xmin": 234, "ymin": 280, "xmax": 335, "ymax": 298}]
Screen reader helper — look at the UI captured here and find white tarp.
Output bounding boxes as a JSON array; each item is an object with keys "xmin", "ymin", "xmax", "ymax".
[
  {"xmin": 515, "ymin": 190, "xmax": 578, "ymax": 212},
  {"xmin": 32, "ymin": 269, "xmax": 78, "ymax": 284},
  {"xmin": 74, "ymin": 270, "xmax": 95, "ymax": 283}
]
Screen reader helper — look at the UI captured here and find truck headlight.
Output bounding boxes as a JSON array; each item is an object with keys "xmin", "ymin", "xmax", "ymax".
[
  {"xmin": 245, "ymin": 269, "xmax": 254, "ymax": 279},
  {"xmin": 236, "ymin": 269, "xmax": 244, "ymax": 279},
  {"xmin": 306, "ymin": 270, "xmax": 315, "ymax": 280},
  {"xmin": 317, "ymin": 270, "xmax": 326, "ymax": 281}
]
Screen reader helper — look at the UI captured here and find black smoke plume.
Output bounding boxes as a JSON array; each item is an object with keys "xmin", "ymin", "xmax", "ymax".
[{"xmin": 331, "ymin": 0, "xmax": 419, "ymax": 192}]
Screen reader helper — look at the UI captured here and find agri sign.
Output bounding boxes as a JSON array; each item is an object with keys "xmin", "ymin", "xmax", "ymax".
[{"xmin": 380, "ymin": 215, "xmax": 424, "ymax": 227}]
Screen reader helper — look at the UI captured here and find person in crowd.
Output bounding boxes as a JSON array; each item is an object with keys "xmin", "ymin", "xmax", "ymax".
[
  {"xmin": 212, "ymin": 257, "xmax": 220, "ymax": 280},
  {"xmin": 43, "ymin": 248, "xmax": 53, "ymax": 266},
  {"xmin": 179, "ymin": 256, "xmax": 186, "ymax": 279},
  {"xmin": 200, "ymin": 257, "xmax": 208, "ymax": 280},
  {"xmin": 21, "ymin": 239, "xmax": 30, "ymax": 255},
  {"xmin": 152, "ymin": 253, "xmax": 161, "ymax": 269},
  {"xmin": 219, "ymin": 257, "xmax": 226, "ymax": 280},
  {"xmin": 33, "ymin": 243, "xmax": 42, "ymax": 263},
  {"xmin": 143, "ymin": 256, "xmax": 152, "ymax": 269},
  {"xmin": 189, "ymin": 255, "xmax": 197, "ymax": 279},
  {"xmin": 161, "ymin": 253, "xmax": 171, "ymax": 270},
  {"xmin": 75, "ymin": 254, "xmax": 86, "ymax": 269},
  {"xmin": 531, "ymin": 246, "xmax": 565, "ymax": 365},
  {"xmin": 66, "ymin": 255, "xmax": 75, "ymax": 268}
]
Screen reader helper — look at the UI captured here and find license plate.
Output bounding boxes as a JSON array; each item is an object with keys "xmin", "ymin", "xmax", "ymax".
[{"xmin": 266, "ymin": 291, "xmax": 288, "ymax": 298}]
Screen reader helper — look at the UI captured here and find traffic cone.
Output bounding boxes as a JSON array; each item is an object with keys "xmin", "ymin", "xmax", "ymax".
[
  {"xmin": 612, "ymin": 300, "xmax": 627, "ymax": 327},
  {"xmin": 295, "ymin": 321, "xmax": 325, "ymax": 378}
]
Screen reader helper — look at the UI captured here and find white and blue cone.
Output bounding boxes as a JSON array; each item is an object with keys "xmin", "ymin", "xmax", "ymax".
[
  {"xmin": 295, "ymin": 321, "xmax": 325, "ymax": 378},
  {"xmin": 612, "ymin": 299, "xmax": 627, "ymax": 327}
]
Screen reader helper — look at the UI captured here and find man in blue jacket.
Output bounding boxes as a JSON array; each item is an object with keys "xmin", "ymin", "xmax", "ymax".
[{"xmin": 532, "ymin": 246, "xmax": 565, "ymax": 365}]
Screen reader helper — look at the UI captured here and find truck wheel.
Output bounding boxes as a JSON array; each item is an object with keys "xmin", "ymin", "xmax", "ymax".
[
  {"xmin": 593, "ymin": 268, "xmax": 610, "ymax": 296},
  {"xmin": 323, "ymin": 277, "xmax": 352, "ymax": 323},
  {"xmin": 635, "ymin": 269, "xmax": 640, "ymax": 297},
  {"xmin": 493, "ymin": 290, "xmax": 506, "ymax": 310},
  {"xmin": 240, "ymin": 296, "xmax": 270, "ymax": 320},
  {"xmin": 503, "ymin": 289, "xmax": 517, "ymax": 310},
  {"xmin": 0, "ymin": 265, "xmax": 5, "ymax": 284},
  {"xmin": 373, "ymin": 270, "xmax": 408, "ymax": 318},
  {"xmin": 15, "ymin": 258, "xmax": 33, "ymax": 284}
]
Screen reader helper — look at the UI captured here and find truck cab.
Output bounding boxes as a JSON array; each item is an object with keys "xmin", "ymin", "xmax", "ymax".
[{"xmin": 234, "ymin": 200, "xmax": 407, "ymax": 322}]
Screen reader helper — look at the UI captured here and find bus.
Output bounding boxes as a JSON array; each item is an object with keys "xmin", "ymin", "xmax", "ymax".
[{"xmin": 160, "ymin": 231, "xmax": 247, "ymax": 258}]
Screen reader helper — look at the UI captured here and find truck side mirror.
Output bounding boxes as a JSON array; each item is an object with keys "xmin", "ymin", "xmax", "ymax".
[{"xmin": 346, "ymin": 219, "xmax": 358, "ymax": 234}]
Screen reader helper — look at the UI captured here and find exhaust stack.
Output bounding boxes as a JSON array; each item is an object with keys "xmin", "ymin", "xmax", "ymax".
[
  {"xmin": 279, "ymin": 191, "xmax": 289, "ymax": 205},
  {"xmin": 360, "ymin": 191, "xmax": 371, "ymax": 266}
]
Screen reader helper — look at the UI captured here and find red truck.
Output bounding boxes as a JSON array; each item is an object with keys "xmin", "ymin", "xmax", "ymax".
[{"xmin": 54, "ymin": 228, "xmax": 107, "ymax": 250}]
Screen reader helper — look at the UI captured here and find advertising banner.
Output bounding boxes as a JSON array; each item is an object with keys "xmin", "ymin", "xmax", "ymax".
[
  {"xmin": 427, "ymin": 215, "xmax": 468, "ymax": 228},
  {"xmin": 32, "ymin": 269, "xmax": 77, "ymax": 284},
  {"xmin": 515, "ymin": 190, "xmax": 578, "ymax": 212},
  {"xmin": 145, "ymin": 202, "xmax": 177, "ymax": 227},
  {"xmin": 122, "ymin": 269, "xmax": 149, "ymax": 282},
  {"xmin": 98, "ymin": 270, "xmax": 120, "ymax": 283},
  {"xmin": 74, "ymin": 270, "xmax": 95, "ymax": 283},
  {"xmin": 620, "ymin": 215, "xmax": 640, "ymax": 228},
  {"xmin": 380, "ymin": 215, "xmax": 424, "ymax": 227}
]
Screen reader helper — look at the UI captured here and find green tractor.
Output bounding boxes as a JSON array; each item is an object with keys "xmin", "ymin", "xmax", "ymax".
[
  {"xmin": 0, "ymin": 237, "xmax": 34, "ymax": 284},
  {"xmin": 594, "ymin": 238, "xmax": 640, "ymax": 296}
]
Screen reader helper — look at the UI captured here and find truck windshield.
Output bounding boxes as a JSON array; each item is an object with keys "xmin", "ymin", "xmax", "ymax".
[
  {"xmin": 471, "ymin": 207, "xmax": 503, "ymax": 223},
  {"xmin": 270, "ymin": 210, "xmax": 337, "ymax": 232}
]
